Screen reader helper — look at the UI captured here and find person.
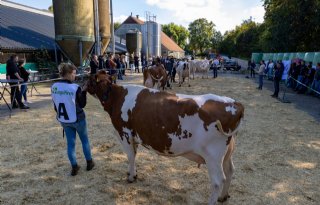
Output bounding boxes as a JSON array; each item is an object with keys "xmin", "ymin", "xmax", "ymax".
[
  {"xmin": 90, "ymin": 55, "xmax": 99, "ymax": 75},
  {"xmin": 266, "ymin": 60, "xmax": 274, "ymax": 80},
  {"xmin": 114, "ymin": 54, "xmax": 123, "ymax": 80},
  {"xmin": 257, "ymin": 60, "xmax": 266, "ymax": 90},
  {"xmin": 271, "ymin": 62, "xmax": 284, "ymax": 98},
  {"xmin": 120, "ymin": 54, "xmax": 126, "ymax": 76},
  {"xmin": 5, "ymin": 55, "xmax": 29, "ymax": 109},
  {"xmin": 108, "ymin": 54, "xmax": 117, "ymax": 84},
  {"xmin": 98, "ymin": 55, "xmax": 105, "ymax": 70},
  {"xmin": 51, "ymin": 63, "xmax": 94, "ymax": 176},
  {"xmin": 129, "ymin": 54, "xmax": 134, "ymax": 73},
  {"xmin": 17, "ymin": 59, "xmax": 30, "ymax": 104},
  {"xmin": 134, "ymin": 55, "xmax": 139, "ymax": 73},
  {"xmin": 212, "ymin": 58, "xmax": 219, "ymax": 78},
  {"xmin": 250, "ymin": 61, "xmax": 256, "ymax": 78},
  {"xmin": 311, "ymin": 63, "xmax": 320, "ymax": 96}
]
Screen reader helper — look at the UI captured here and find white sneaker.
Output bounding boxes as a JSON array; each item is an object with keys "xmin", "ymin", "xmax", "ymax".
[{"xmin": 25, "ymin": 101, "xmax": 32, "ymax": 104}]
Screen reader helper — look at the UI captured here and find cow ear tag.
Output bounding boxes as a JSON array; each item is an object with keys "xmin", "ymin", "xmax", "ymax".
[{"xmin": 96, "ymin": 77, "xmax": 100, "ymax": 83}]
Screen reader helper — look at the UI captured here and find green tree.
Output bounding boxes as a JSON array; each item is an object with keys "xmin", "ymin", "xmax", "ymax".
[
  {"xmin": 48, "ymin": 5, "xmax": 53, "ymax": 12},
  {"xmin": 262, "ymin": 0, "xmax": 320, "ymax": 52},
  {"xmin": 114, "ymin": 22, "xmax": 121, "ymax": 31},
  {"xmin": 219, "ymin": 20, "xmax": 263, "ymax": 58},
  {"xmin": 211, "ymin": 31, "xmax": 223, "ymax": 52},
  {"xmin": 188, "ymin": 18, "xmax": 215, "ymax": 54},
  {"xmin": 162, "ymin": 23, "xmax": 189, "ymax": 49}
]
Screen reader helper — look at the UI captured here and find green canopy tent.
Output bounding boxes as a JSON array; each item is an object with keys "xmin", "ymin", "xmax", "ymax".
[
  {"xmin": 272, "ymin": 53, "xmax": 278, "ymax": 61},
  {"xmin": 289, "ymin": 53, "xmax": 297, "ymax": 60},
  {"xmin": 283, "ymin": 53, "xmax": 290, "ymax": 60},
  {"xmin": 296, "ymin": 52, "xmax": 305, "ymax": 60},
  {"xmin": 313, "ymin": 52, "xmax": 320, "ymax": 66},
  {"xmin": 304, "ymin": 52, "xmax": 315, "ymax": 63},
  {"xmin": 262, "ymin": 53, "xmax": 269, "ymax": 61},
  {"xmin": 251, "ymin": 53, "xmax": 263, "ymax": 63},
  {"xmin": 276, "ymin": 53, "xmax": 284, "ymax": 61}
]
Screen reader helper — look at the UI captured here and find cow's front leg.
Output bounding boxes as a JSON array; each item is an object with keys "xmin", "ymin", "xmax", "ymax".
[{"xmin": 119, "ymin": 135, "xmax": 137, "ymax": 182}]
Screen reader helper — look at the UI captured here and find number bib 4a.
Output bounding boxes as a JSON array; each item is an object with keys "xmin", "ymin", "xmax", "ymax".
[{"xmin": 51, "ymin": 82, "xmax": 79, "ymax": 123}]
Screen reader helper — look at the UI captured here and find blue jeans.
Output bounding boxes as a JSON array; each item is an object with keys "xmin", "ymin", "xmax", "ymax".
[
  {"xmin": 20, "ymin": 83, "xmax": 27, "ymax": 101},
  {"xmin": 61, "ymin": 119, "xmax": 92, "ymax": 166},
  {"xmin": 259, "ymin": 75, "xmax": 263, "ymax": 88}
]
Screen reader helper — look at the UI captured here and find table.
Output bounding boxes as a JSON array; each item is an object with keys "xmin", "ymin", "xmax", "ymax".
[
  {"xmin": 0, "ymin": 79, "xmax": 23, "ymax": 116},
  {"xmin": 28, "ymin": 70, "xmax": 40, "ymax": 97}
]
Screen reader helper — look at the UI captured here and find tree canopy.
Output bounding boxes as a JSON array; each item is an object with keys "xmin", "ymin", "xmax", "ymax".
[
  {"xmin": 188, "ymin": 18, "xmax": 215, "ymax": 54},
  {"xmin": 218, "ymin": 0, "xmax": 320, "ymax": 58},
  {"xmin": 162, "ymin": 23, "xmax": 189, "ymax": 49}
]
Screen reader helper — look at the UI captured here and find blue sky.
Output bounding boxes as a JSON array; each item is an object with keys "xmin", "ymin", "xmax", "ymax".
[{"xmin": 9, "ymin": 0, "xmax": 265, "ymax": 33}]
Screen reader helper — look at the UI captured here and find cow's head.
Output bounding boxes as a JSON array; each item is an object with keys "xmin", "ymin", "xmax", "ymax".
[{"xmin": 85, "ymin": 70, "xmax": 112, "ymax": 96}]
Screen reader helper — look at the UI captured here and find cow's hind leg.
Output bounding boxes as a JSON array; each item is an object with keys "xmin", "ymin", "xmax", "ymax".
[
  {"xmin": 218, "ymin": 157, "xmax": 234, "ymax": 203},
  {"xmin": 120, "ymin": 137, "xmax": 138, "ymax": 182},
  {"xmin": 203, "ymin": 146, "xmax": 227, "ymax": 205},
  {"xmin": 219, "ymin": 138, "xmax": 235, "ymax": 202}
]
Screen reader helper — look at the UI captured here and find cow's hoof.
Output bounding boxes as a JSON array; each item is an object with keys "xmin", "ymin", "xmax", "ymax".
[
  {"xmin": 179, "ymin": 85, "xmax": 182, "ymax": 87},
  {"xmin": 127, "ymin": 175, "xmax": 138, "ymax": 183},
  {"xmin": 218, "ymin": 195, "xmax": 230, "ymax": 203},
  {"xmin": 188, "ymin": 85, "xmax": 191, "ymax": 87}
]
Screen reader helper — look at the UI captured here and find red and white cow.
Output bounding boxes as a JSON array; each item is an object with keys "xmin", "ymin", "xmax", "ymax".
[
  {"xmin": 86, "ymin": 71, "xmax": 244, "ymax": 205},
  {"xmin": 143, "ymin": 65, "xmax": 168, "ymax": 90}
]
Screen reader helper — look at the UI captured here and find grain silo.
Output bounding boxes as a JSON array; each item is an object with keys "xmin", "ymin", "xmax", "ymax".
[
  {"xmin": 98, "ymin": 0, "xmax": 111, "ymax": 54},
  {"xmin": 141, "ymin": 21, "xmax": 161, "ymax": 58},
  {"xmin": 53, "ymin": 0, "xmax": 95, "ymax": 66},
  {"xmin": 126, "ymin": 29, "xmax": 142, "ymax": 56}
]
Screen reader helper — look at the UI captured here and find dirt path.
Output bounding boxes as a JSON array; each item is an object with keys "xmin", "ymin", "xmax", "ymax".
[{"xmin": 0, "ymin": 73, "xmax": 319, "ymax": 205}]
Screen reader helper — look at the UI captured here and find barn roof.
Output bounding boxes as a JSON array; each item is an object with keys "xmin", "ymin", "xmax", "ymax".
[
  {"xmin": 0, "ymin": 0, "xmax": 55, "ymax": 50},
  {"xmin": 161, "ymin": 31, "xmax": 184, "ymax": 52},
  {"xmin": 0, "ymin": 0, "xmax": 125, "ymax": 53}
]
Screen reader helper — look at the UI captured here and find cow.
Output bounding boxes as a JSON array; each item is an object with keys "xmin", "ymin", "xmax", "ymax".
[
  {"xmin": 143, "ymin": 64, "xmax": 168, "ymax": 90},
  {"xmin": 85, "ymin": 70, "xmax": 244, "ymax": 205},
  {"xmin": 189, "ymin": 59, "xmax": 211, "ymax": 79},
  {"xmin": 176, "ymin": 61, "xmax": 191, "ymax": 87},
  {"xmin": 198, "ymin": 59, "xmax": 211, "ymax": 79}
]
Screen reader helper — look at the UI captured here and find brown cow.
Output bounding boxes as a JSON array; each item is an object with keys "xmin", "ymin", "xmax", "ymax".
[
  {"xmin": 85, "ymin": 70, "xmax": 244, "ymax": 205},
  {"xmin": 143, "ymin": 64, "xmax": 168, "ymax": 90}
]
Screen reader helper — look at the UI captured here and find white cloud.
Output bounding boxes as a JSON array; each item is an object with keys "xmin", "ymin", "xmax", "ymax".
[
  {"xmin": 114, "ymin": 15, "xmax": 129, "ymax": 23},
  {"xmin": 145, "ymin": 0, "xmax": 265, "ymax": 33}
]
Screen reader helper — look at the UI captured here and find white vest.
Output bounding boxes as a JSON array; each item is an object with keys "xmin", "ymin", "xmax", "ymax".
[{"xmin": 51, "ymin": 82, "xmax": 79, "ymax": 123}]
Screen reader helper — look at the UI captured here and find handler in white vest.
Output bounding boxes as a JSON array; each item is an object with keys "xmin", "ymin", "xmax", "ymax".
[{"xmin": 51, "ymin": 63, "xmax": 94, "ymax": 176}]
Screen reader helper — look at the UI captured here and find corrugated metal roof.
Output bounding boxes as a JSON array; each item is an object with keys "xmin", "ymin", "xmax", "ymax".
[
  {"xmin": 0, "ymin": 3, "xmax": 55, "ymax": 50},
  {"xmin": 106, "ymin": 35, "xmax": 127, "ymax": 53},
  {"xmin": 0, "ymin": 2, "xmax": 126, "ymax": 53}
]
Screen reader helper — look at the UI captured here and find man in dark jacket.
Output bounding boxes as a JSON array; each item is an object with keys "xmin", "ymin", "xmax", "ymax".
[
  {"xmin": 90, "ymin": 55, "xmax": 99, "ymax": 75},
  {"xmin": 6, "ymin": 55, "xmax": 29, "ymax": 109},
  {"xmin": 271, "ymin": 62, "xmax": 284, "ymax": 98}
]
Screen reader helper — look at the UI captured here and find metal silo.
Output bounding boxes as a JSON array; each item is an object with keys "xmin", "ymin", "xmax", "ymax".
[
  {"xmin": 53, "ymin": 0, "xmax": 95, "ymax": 66},
  {"xmin": 98, "ymin": 0, "xmax": 111, "ymax": 54},
  {"xmin": 142, "ymin": 21, "xmax": 161, "ymax": 58},
  {"xmin": 126, "ymin": 29, "xmax": 142, "ymax": 55}
]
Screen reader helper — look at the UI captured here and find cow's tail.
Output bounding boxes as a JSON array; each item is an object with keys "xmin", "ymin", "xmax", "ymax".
[{"xmin": 215, "ymin": 119, "xmax": 242, "ymax": 137}]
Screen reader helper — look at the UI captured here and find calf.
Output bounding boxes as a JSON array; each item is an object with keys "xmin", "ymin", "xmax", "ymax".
[{"xmin": 86, "ymin": 71, "xmax": 244, "ymax": 205}]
